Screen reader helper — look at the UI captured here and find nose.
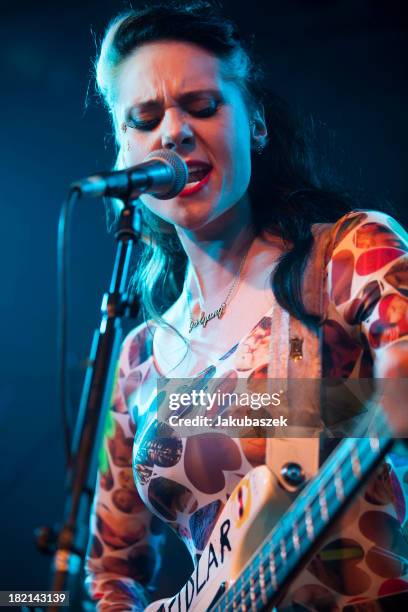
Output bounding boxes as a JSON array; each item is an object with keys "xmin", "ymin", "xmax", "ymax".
[{"xmin": 160, "ymin": 108, "xmax": 195, "ymax": 152}]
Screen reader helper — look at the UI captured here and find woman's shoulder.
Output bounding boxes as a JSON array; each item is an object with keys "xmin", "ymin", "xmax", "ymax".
[
  {"xmin": 329, "ymin": 209, "xmax": 407, "ymax": 254},
  {"xmin": 119, "ymin": 319, "xmax": 156, "ymax": 375},
  {"xmin": 323, "ymin": 209, "xmax": 407, "ymax": 336}
]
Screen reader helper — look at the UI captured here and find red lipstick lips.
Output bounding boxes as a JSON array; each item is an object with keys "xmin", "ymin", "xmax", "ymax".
[{"xmin": 179, "ymin": 160, "xmax": 212, "ymax": 197}]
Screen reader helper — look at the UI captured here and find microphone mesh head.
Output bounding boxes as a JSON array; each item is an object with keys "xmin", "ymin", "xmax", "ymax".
[{"xmin": 145, "ymin": 149, "xmax": 188, "ymax": 199}]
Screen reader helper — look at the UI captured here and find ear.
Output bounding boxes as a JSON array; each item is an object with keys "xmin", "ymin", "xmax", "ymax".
[{"xmin": 250, "ymin": 104, "xmax": 268, "ymax": 151}]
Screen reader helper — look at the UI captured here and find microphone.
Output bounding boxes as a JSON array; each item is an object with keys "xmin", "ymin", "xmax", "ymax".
[{"xmin": 71, "ymin": 149, "xmax": 188, "ymax": 200}]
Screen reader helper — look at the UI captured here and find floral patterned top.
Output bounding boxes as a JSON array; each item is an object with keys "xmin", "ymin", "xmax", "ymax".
[{"xmin": 85, "ymin": 211, "xmax": 408, "ymax": 611}]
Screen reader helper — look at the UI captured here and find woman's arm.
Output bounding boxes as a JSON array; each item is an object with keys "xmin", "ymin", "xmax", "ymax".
[
  {"xmin": 85, "ymin": 325, "xmax": 163, "ymax": 611},
  {"xmin": 326, "ymin": 209, "xmax": 408, "ymax": 520},
  {"xmin": 326, "ymin": 209, "xmax": 408, "ymax": 390}
]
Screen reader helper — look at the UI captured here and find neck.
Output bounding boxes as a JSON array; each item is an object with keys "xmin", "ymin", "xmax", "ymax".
[{"xmin": 176, "ymin": 196, "xmax": 254, "ymax": 307}]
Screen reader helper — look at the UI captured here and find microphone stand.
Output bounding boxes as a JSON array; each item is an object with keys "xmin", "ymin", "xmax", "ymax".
[{"xmin": 47, "ymin": 203, "xmax": 141, "ymax": 611}]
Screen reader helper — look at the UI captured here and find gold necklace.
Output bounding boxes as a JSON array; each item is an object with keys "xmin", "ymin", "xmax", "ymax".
[{"xmin": 186, "ymin": 248, "xmax": 250, "ymax": 333}]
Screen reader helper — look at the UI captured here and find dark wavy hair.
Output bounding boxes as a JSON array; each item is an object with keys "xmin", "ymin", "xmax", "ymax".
[{"xmin": 95, "ymin": 0, "xmax": 355, "ymax": 328}]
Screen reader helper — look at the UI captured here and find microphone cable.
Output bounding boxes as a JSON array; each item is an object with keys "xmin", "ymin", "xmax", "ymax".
[{"xmin": 57, "ymin": 187, "xmax": 80, "ymax": 467}]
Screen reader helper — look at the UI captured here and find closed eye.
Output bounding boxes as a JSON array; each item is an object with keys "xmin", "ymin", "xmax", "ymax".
[
  {"xmin": 186, "ymin": 98, "xmax": 221, "ymax": 118},
  {"xmin": 125, "ymin": 97, "xmax": 222, "ymax": 131},
  {"xmin": 126, "ymin": 117, "xmax": 161, "ymax": 131}
]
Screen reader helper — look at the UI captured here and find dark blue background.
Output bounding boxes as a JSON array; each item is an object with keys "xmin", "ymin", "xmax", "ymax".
[{"xmin": 1, "ymin": 0, "xmax": 406, "ymax": 600}]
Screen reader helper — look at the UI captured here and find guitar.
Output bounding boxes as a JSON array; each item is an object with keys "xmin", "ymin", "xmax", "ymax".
[{"xmin": 145, "ymin": 429, "xmax": 396, "ymax": 611}]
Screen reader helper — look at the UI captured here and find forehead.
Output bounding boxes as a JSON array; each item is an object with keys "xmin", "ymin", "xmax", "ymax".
[{"xmin": 115, "ymin": 40, "xmax": 225, "ymax": 107}]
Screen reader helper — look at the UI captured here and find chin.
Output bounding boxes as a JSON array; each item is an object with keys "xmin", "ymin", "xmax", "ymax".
[
  {"xmin": 143, "ymin": 191, "xmax": 235, "ymax": 234},
  {"xmin": 173, "ymin": 209, "xmax": 214, "ymax": 232},
  {"xmin": 158, "ymin": 196, "xmax": 216, "ymax": 231}
]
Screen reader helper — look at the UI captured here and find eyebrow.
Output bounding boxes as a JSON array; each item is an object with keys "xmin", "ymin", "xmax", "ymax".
[{"xmin": 125, "ymin": 88, "xmax": 223, "ymax": 113}]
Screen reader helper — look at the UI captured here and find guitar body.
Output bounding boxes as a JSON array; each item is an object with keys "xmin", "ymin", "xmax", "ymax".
[
  {"xmin": 145, "ymin": 435, "xmax": 394, "ymax": 611},
  {"xmin": 145, "ymin": 465, "xmax": 293, "ymax": 612}
]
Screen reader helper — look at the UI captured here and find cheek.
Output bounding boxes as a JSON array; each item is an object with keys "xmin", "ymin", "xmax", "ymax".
[
  {"xmin": 218, "ymin": 111, "xmax": 251, "ymax": 184},
  {"xmin": 221, "ymin": 134, "xmax": 251, "ymax": 195},
  {"xmin": 123, "ymin": 143, "xmax": 147, "ymax": 168},
  {"xmin": 117, "ymin": 127, "xmax": 150, "ymax": 168}
]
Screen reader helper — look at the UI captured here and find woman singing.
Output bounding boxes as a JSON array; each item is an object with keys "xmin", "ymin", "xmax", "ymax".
[{"xmin": 85, "ymin": 2, "xmax": 408, "ymax": 610}]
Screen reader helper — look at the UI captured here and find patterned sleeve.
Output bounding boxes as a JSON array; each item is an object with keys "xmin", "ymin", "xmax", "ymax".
[
  {"xmin": 84, "ymin": 324, "xmax": 163, "ymax": 611},
  {"xmin": 325, "ymin": 209, "xmax": 408, "ymax": 527},
  {"xmin": 326, "ymin": 210, "xmax": 408, "ymax": 368}
]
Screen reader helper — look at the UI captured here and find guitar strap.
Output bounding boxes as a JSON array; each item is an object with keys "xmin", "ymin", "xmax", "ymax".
[{"xmin": 266, "ymin": 223, "xmax": 333, "ymax": 491}]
